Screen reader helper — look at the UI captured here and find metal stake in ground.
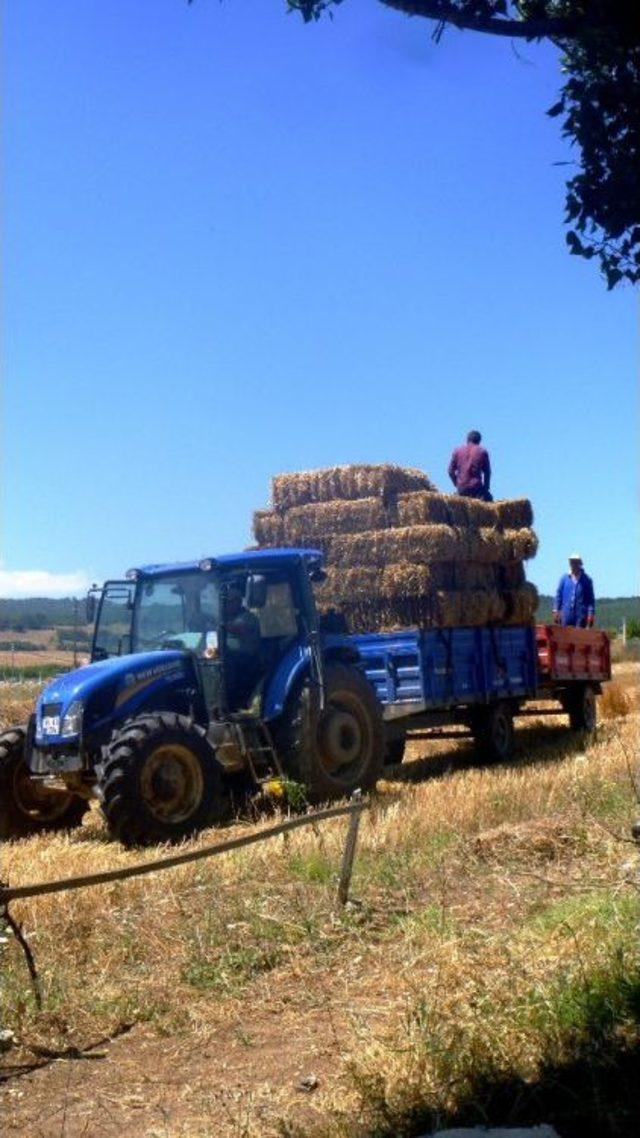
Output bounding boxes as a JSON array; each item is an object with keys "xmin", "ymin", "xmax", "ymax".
[{"xmin": 337, "ymin": 789, "xmax": 364, "ymax": 906}]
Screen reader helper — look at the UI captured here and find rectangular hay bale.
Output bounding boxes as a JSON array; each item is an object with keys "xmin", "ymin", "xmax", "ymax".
[
  {"xmin": 445, "ymin": 496, "xmax": 497, "ymax": 526},
  {"xmin": 271, "ymin": 464, "xmax": 434, "ymax": 510},
  {"xmin": 494, "ymin": 498, "xmax": 534, "ymax": 529},
  {"xmin": 329, "ymin": 524, "xmax": 466, "ymax": 568},
  {"xmin": 314, "ymin": 561, "xmax": 455, "ymax": 605},
  {"xmin": 396, "ymin": 491, "xmax": 451, "ymax": 526},
  {"xmin": 284, "ymin": 497, "xmax": 390, "ymax": 544},
  {"xmin": 504, "ymin": 582, "xmax": 539, "ymax": 624},
  {"xmin": 507, "ymin": 528, "xmax": 539, "ymax": 561},
  {"xmin": 454, "ymin": 562, "xmax": 498, "ymax": 590},
  {"xmin": 252, "ymin": 509, "xmax": 285, "ymax": 547}
]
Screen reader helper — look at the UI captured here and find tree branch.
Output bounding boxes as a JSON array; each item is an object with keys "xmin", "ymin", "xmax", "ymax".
[{"xmin": 379, "ymin": 1, "xmax": 614, "ymax": 42}]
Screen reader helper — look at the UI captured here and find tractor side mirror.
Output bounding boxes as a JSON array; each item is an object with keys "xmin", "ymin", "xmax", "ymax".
[{"xmin": 246, "ymin": 574, "xmax": 267, "ymax": 609}]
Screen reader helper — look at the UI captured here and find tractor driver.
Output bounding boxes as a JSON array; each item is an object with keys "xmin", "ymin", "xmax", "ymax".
[{"xmin": 223, "ymin": 584, "xmax": 262, "ymax": 709}]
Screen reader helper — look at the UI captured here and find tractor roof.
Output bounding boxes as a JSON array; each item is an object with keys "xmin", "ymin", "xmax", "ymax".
[{"xmin": 131, "ymin": 547, "xmax": 324, "ymax": 579}]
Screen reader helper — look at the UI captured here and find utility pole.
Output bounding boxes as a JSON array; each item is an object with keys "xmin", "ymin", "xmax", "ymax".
[{"xmin": 622, "ymin": 618, "xmax": 627, "ymax": 648}]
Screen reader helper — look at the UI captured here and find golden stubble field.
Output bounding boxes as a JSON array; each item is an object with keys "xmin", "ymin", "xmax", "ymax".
[{"xmin": 1, "ymin": 664, "xmax": 639, "ymax": 1138}]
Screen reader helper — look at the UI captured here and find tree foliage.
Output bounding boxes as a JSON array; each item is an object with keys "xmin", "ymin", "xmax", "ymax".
[{"xmin": 286, "ymin": 2, "xmax": 640, "ymax": 288}]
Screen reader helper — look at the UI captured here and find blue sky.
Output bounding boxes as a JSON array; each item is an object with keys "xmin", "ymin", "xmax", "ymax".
[{"xmin": 2, "ymin": 0, "xmax": 637, "ymax": 600}]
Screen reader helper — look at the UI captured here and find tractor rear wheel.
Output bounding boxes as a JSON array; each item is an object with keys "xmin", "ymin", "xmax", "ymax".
[
  {"xmin": 101, "ymin": 713, "xmax": 225, "ymax": 848},
  {"xmin": 276, "ymin": 663, "xmax": 384, "ymax": 804},
  {"xmin": 0, "ymin": 726, "xmax": 89, "ymax": 840}
]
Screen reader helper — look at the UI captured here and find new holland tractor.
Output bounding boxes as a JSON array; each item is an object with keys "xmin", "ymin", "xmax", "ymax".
[{"xmin": 0, "ymin": 550, "xmax": 384, "ymax": 847}]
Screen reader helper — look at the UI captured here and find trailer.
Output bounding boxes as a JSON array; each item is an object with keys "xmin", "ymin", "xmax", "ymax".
[{"xmin": 335, "ymin": 622, "xmax": 611, "ymax": 764}]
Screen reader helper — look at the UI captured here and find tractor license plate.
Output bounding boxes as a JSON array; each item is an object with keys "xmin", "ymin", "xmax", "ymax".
[{"xmin": 42, "ymin": 716, "xmax": 60, "ymax": 735}]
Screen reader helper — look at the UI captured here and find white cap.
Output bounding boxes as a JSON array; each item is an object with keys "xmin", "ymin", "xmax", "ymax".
[{"xmin": 568, "ymin": 552, "xmax": 582, "ymax": 562}]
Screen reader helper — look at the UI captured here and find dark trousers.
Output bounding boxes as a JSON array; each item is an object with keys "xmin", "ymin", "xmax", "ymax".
[{"xmin": 458, "ymin": 487, "xmax": 492, "ymax": 502}]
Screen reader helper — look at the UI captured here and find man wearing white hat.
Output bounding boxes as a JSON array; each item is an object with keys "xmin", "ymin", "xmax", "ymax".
[{"xmin": 553, "ymin": 554, "xmax": 596, "ymax": 627}]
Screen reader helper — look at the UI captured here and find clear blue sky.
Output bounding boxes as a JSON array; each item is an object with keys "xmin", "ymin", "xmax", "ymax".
[{"xmin": 2, "ymin": 0, "xmax": 637, "ymax": 599}]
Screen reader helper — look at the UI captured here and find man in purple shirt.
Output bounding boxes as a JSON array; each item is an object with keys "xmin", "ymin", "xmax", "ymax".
[{"xmin": 448, "ymin": 430, "xmax": 492, "ymax": 500}]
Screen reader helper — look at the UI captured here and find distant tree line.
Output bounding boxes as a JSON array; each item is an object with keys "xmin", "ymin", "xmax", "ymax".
[{"xmin": 0, "ymin": 597, "xmax": 81, "ymax": 631}]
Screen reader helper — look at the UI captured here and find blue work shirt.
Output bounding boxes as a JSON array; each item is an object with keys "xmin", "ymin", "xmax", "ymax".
[{"xmin": 554, "ymin": 571, "xmax": 595, "ymax": 627}]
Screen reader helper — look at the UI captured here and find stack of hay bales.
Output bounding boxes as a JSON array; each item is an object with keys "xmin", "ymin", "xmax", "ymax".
[{"xmin": 252, "ymin": 464, "xmax": 538, "ymax": 632}]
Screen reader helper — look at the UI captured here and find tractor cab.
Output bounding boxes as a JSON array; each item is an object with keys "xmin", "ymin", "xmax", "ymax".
[{"xmin": 89, "ymin": 549, "xmax": 325, "ymax": 718}]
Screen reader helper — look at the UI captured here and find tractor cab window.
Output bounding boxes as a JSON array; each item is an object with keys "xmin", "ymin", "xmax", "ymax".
[
  {"xmin": 255, "ymin": 581, "xmax": 298, "ymax": 639},
  {"xmin": 133, "ymin": 572, "xmax": 219, "ymax": 653},
  {"xmin": 93, "ymin": 583, "xmax": 135, "ymax": 660}
]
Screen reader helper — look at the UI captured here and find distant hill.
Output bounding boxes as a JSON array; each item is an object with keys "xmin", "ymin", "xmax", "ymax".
[
  {"xmin": 0, "ymin": 597, "xmax": 82, "ymax": 631},
  {"xmin": 2, "ymin": 593, "xmax": 639, "ymax": 634}
]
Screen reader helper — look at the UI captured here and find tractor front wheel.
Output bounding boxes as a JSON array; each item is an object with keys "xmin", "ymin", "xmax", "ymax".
[
  {"xmin": 276, "ymin": 663, "xmax": 384, "ymax": 804},
  {"xmin": 100, "ymin": 713, "xmax": 224, "ymax": 848},
  {"xmin": 0, "ymin": 727, "xmax": 89, "ymax": 840}
]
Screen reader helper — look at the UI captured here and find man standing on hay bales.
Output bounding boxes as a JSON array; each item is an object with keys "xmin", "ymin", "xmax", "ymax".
[
  {"xmin": 448, "ymin": 430, "xmax": 492, "ymax": 501},
  {"xmin": 553, "ymin": 555, "xmax": 596, "ymax": 628}
]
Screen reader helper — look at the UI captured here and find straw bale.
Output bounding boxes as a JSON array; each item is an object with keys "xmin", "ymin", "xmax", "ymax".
[
  {"xmin": 497, "ymin": 561, "xmax": 526, "ymax": 589},
  {"xmin": 454, "ymin": 562, "xmax": 498, "ymax": 590},
  {"xmin": 314, "ymin": 562, "xmax": 454, "ymax": 606},
  {"xmin": 466, "ymin": 527, "xmax": 512, "ymax": 563},
  {"xmin": 329, "ymin": 525, "xmax": 466, "ymax": 568},
  {"xmin": 283, "ymin": 497, "xmax": 390, "ymax": 544},
  {"xmin": 504, "ymin": 582, "xmax": 539, "ymax": 624},
  {"xmin": 508, "ymin": 527, "xmax": 539, "ymax": 561},
  {"xmin": 318, "ymin": 588, "xmax": 507, "ymax": 633},
  {"xmin": 433, "ymin": 590, "xmax": 463, "ymax": 626},
  {"xmin": 271, "ymin": 464, "xmax": 434, "ymax": 510},
  {"xmin": 494, "ymin": 498, "xmax": 534, "ymax": 529},
  {"xmin": 252, "ymin": 510, "xmax": 285, "ymax": 547},
  {"xmin": 456, "ymin": 589, "xmax": 506, "ymax": 626},
  {"xmin": 445, "ymin": 496, "xmax": 497, "ymax": 526},
  {"xmin": 396, "ymin": 491, "xmax": 451, "ymax": 526},
  {"xmin": 381, "ymin": 562, "xmax": 454, "ymax": 595}
]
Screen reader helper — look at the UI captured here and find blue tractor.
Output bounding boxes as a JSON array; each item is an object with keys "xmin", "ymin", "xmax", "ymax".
[{"xmin": 0, "ymin": 550, "xmax": 385, "ymax": 847}]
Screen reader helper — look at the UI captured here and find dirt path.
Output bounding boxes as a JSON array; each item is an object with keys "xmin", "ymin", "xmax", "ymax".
[{"xmin": 2, "ymin": 960, "xmax": 395, "ymax": 1137}]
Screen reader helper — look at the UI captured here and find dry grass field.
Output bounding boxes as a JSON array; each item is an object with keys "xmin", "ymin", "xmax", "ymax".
[{"xmin": 1, "ymin": 665, "xmax": 639, "ymax": 1138}]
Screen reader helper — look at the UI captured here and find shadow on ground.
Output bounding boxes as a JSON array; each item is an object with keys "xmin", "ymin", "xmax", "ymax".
[
  {"xmin": 386, "ymin": 721, "xmax": 593, "ymax": 789},
  {"xmin": 399, "ymin": 1034, "xmax": 640, "ymax": 1138}
]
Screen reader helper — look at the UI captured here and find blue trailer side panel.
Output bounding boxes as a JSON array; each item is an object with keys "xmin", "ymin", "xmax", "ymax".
[{"xmin": 337, "ymin": 625, "xmax": 537, "ymax": 719}]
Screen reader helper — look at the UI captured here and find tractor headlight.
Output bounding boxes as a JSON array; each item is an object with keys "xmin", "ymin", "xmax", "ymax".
[{"xmin": 61, "ymin": 701, "xmax": 84, "ymax": 737}]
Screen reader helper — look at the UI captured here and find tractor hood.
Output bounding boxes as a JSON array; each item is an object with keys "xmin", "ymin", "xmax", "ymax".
[{"xmin": 34, "ymin": 651, "xmax": 190, "ymax": 745}]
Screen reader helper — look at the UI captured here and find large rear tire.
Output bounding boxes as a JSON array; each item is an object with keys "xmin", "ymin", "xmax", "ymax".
[
  {"xmin": 0, "ymin": 726, "xmax": 89, "ymax": 840},
  {"xmin": 473, "ymin": 701, "xmax": 515, "ymax": 764},
  {"xmin": 276, "ymin": 663, "xmax": 384, "ymax": 804},
  {"xmin": 100, "ymin": 713, "xmax": 225, "ymax": 848}
]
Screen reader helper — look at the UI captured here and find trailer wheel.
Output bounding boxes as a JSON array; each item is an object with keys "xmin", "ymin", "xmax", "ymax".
[
  {"xmin": 566, "ymin": 684, "xmax": 597, "ymax": 732},
  {"xmin": 277, "ymin": 663, "xmax": 384, "ymax": 804},
  {"xmin": 0, "ymin": 727, "xmax": 89, "ymax": 840},
  {"xmin": 474, "ymin": 702, "xmax": 514, "ymax": 764},
  {"xmin": 384, "ymin": 737, "xmax": 406, "ymax": 766},
  {"xmin": 101, "ymin": 713, "xmax": 225, "ymax": 848}
]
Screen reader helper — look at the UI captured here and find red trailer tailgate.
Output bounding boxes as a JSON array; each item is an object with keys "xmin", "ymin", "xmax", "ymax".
[{"xmin": 536, "ymin": 624, "xmax": 611, "ymax": 683}]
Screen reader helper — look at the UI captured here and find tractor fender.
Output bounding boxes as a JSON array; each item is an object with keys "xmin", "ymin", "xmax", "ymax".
[
  {"xmin": 262, "ymin": 642, "xmax": 363, "ymax": 722},
  {"xmin": 263, "ymin": 644, "xmax": 311, "ymax": 721}
]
